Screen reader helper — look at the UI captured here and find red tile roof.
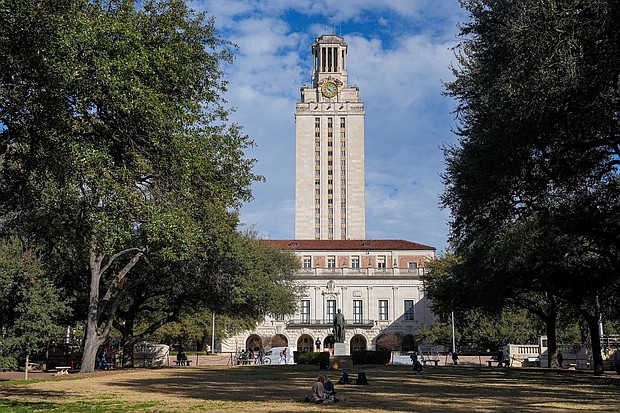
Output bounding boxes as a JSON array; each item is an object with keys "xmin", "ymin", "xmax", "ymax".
[{"xmin": 261, "ymin": 239, "xmax": 435, "ymax": 251}]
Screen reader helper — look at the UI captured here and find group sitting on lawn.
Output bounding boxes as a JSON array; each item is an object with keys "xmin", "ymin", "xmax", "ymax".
[{"xmin": 305, "ymin": 373, "xmax": 338, "ymax": 403}]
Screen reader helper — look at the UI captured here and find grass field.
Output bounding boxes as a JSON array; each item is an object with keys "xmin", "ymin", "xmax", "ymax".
[{"xmin": 1, "ymin": 364, "xmax": 618, "ymax": 412}]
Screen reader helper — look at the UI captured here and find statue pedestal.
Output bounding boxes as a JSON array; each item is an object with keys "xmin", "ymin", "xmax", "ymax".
[
  {"xmin": 330, "ymin": 346, "xmax": 353, "ymax": 371},
  {"xmin": 333, "ymin": 342, "xmax": 347, "ymax": 356}
]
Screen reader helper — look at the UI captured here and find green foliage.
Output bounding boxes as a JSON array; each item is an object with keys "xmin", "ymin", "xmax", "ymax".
[
  {"xmin": 442, "ymin": 0, "xmax": 620, "ymax": 371},
  {"xmin": 414, "ymin": 323, "xmax": 455, "ymax": 349},
  {"xmin": 415, "ymin": 307, "xmax": 543, "ymax": 350},
  {"xmin": 0, "ymin": 356, "xmax": 18, "ymax": 371},
  {"xmin": 292, "ymin": 351, "xmax": 329, "ymax": 366},
  {"xmin": 350, "ymin": 350, "xmax": 391, "ymax": 365},
  {"xmin": 0, "ymin": 238, "xmax": 70, "ymax": 357},
  {"xmin": 0, "ymin": 0, "xmax": 296, "ymax": 371}
]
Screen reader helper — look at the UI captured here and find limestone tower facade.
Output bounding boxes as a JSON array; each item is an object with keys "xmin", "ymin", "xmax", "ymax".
[{"xmin": 295, "ymin": 34, "xmax": 366, "ymax": 240}]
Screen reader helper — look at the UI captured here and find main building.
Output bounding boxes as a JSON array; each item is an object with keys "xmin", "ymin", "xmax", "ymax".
[{"xmin": 222, "ymin": 34, "xmax": 436, "ymax": 355}]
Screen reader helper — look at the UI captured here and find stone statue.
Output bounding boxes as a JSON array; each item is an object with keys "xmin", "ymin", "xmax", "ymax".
[{"xmin": 333, "ymin": 309, "xmax": 346, "ymax": 343}]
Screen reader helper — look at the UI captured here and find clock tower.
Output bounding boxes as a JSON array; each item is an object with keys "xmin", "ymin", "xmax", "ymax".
[{"xmin": 295, "ymin": 34, "xmax": 366, "ymax": 240}]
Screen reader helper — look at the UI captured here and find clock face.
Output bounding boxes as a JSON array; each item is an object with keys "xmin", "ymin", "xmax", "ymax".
[{"xmin": 321, "ymin": 81, "xmax": 338, "ymax": 98}]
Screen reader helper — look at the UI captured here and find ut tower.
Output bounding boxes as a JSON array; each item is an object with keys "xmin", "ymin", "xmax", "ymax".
[{"xmin": 295, "ymin": 34, "xmax": 366, "ymax": 240}]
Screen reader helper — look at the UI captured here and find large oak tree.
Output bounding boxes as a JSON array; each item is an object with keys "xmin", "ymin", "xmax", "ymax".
[
  {"xmin": 0, "ymin": 0, "xmax": 297, "ymax": 373},
  {"xmin": 442, "ymin": 0, "xmax": 620, "ymax": 374}
]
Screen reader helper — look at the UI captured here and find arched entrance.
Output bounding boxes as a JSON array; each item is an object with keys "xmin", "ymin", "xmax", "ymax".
[
  {"xmin": 402, "ymin": 334, "xmax": 416, "ymax": 352},
  {"xmin": 297, "ymin": 334, "xmax": 313, "ymax": 352},
  {"xmin": 246, "ymin": 334, "xmax": 262, "ymax": 351},
  {"xmin": 323, "ymin": 335, "xmax": 335, "ymax": 350},
  {"xmin": 272, "ymin": 334, "xmax": 288, "ymax": 348},
  {"xmin": 350, "ymin": 334, "xmax": 367, "ymax": 352}
]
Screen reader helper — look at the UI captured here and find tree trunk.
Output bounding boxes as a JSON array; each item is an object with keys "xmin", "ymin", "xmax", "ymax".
[
  {"xmin": 81, "ymin": 247, "xmax": 105, "ymax": 373},
  {"xmin": 543, "ymin": 309, "xmax": 558, "ymax": 368},
  {"xmin": 584, "ymin": 313, "xmax": 604, "ymax": 375},
  {"xmin": 81, "ymin": 244, "xmax": 144, "ymax": 373}
]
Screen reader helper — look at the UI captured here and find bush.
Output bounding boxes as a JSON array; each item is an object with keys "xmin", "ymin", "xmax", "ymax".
[
  {"xmin": 351, "ymin": 350, "xmax": 391, "ymax": 365},
  {"xmin": 293, "ymin": 351, "xmax": 329, "ymax": 366},
  {"xmin": 0, "ymin": 356, "xmax": 18, "ymax": 372}
]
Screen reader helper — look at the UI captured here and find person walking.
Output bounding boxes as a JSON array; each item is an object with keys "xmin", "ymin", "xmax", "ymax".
[{"xmin": 452, "ymin": 351, "xmax": 459, "ymax": 365}]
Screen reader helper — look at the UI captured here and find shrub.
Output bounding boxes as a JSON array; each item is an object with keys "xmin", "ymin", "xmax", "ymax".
[
  {"xmin": 351, "ymin": 350, "xmax": 391, "ymax": 365},
  {"xmin": 0, "ymin": 356, "xmax": 18, "ymax": 372},
  {"xmin": 293, "ymin": 351, "xmax": 329, "ymax": 366}
]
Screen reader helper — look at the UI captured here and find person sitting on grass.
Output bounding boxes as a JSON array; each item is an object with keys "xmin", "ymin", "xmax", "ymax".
[
  {"xmin": 324, "ymin": 375, "xmax": 337, "ymax": 399},
  {"xmin": 356, "ymin": 371, "xmax": 369, "ymax": 385},
  {"xmin": 338, "ymin": 371, "xmax": 351, "ymax": 384},
  {"xmin": 305, "ymin": 373, "xmax": 328, "ymax": 404}
]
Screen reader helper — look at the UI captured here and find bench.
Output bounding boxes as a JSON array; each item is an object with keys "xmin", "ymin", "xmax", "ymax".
[
  {"xmin": 27, "ymin": 362, "xmax": 38, "ymax": 370},
  {"xmin": 55, "ymin": 366, "xmax": 71, "ymax": 376},
  {"xmin": 423, "ymin": 359, "xmax": 439, "ymax": 366},
  {"xmin": 174, "ymin": 359, "xmax": 192, "ymax": 367},
  {"xmin": 486, "ymin": 358, "xmax": 509, "ymax": 367}
]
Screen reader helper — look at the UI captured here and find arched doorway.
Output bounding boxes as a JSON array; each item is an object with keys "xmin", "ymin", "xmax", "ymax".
[
  {"xmin": 350, "ymin": 334, "xmax": 367, "ymax": 352},
  {"xmin": 297, "ymin": 334, "xmax": 313, "ymax": 352},
  {"xmin": 323, "ymin": 335, "xmax": 335, "ymax": 350},
  {"xmin": 271, "ymin": 334, "xmax": 288, "ymax": 348},
  {"xmin": 246, "ymin": 334, "xmax": 262, "ymax": 351},
  {"xmin": 402, "ymin": 334, "xmax": 416, "ymax": 352}
]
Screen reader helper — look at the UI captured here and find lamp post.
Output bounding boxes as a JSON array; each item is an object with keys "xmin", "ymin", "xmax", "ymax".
[
  {"xmin": 211, "ymin": 312, "xmax": 216, "ymax": 354},
  {"xmin": 451, "ymin": 311, "xmax": 456, "ymax": 353}
]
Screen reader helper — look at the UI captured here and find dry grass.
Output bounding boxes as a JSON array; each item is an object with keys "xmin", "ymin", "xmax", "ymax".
[{"xmin": 1, "ymin": 364, "xmax": 618, "ymax": 412}]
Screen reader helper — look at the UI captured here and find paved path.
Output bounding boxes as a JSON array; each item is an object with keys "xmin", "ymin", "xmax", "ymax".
[{"xmin": 0, "ymin": 354, "xmax": 232, "ymax": 382}]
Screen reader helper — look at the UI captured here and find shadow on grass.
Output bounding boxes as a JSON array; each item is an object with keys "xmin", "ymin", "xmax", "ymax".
[
  {"xmin": 1, "ymin": 365, "xmax": 618, "ymax": 412},
  {"xmin": 101, "ymin": 365, "xmax": 620, "ymax": 412}
]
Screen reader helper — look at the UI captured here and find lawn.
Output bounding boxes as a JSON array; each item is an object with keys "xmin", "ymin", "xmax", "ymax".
[{"xmin": 0, "ymin": 365, "xmax": 618, "ymax": 412}]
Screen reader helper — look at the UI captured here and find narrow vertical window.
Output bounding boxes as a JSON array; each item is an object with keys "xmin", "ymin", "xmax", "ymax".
[
  {"xmin": 353, "ymin": 300, "xmax": 363, "ymax": 324},
  {"xmin": 379, "ymin": 300, "xmax": 389, "ymax": 321},
  {"xmin": 326, "ymin": 299, "xmax": 336, "ymax": 323},
  {"xmin": 301, "ymin": 300, "xmax": 310, "ymax": 323},
  {"xmin": 404, "ymin": 300, "xmax": 414, "ymax": 320}
]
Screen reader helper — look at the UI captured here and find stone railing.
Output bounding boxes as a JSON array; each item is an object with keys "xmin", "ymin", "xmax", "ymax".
[
  {"xmin": 296, "ymin": 267, "xmax": 428, "ymax": 277},
  {"xmin": 285, "ymin": 318, "xmax": 374, "ymax": 328}
]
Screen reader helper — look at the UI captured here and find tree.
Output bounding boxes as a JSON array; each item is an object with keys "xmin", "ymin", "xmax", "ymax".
[
  {"xmin": 0, "ymin": 238, "xmax": 70, "ymax": 379},
  {"xmin": 376, "ymin": 333, "xmax": 404, "ymax": 351},
  {"xmin": 443, "ymin": 0, "xmax": 620, "ymax": 374},
  {"xmin": 0, "ymin": 0, "xmax": 270, "ymax": 373},
  {"xmin": 112, "ymin": 233, "xmax": 300, "ymax": 366}
]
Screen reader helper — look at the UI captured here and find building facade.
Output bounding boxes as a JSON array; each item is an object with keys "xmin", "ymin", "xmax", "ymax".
[
  {"xmin": 222, "ymin": 34, "xmax": 436, "ymax": 355},
  {"xmin": 220, "ymin": 240, "xmax": 435, "ymax": 354},
  {"xmin": 295, "ymin": 34, "xmax": 365, "ymax": 240}
]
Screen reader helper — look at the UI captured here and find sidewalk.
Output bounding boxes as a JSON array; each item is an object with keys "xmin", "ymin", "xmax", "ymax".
[{"xmin": 0, "ymin": 354, "xmax": 232, "ymax": 382}]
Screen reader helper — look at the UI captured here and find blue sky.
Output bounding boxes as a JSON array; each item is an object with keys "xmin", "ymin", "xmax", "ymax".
[{"xmin": 189, "ymin": 1, "xmax": 469, "ymax": 252}]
